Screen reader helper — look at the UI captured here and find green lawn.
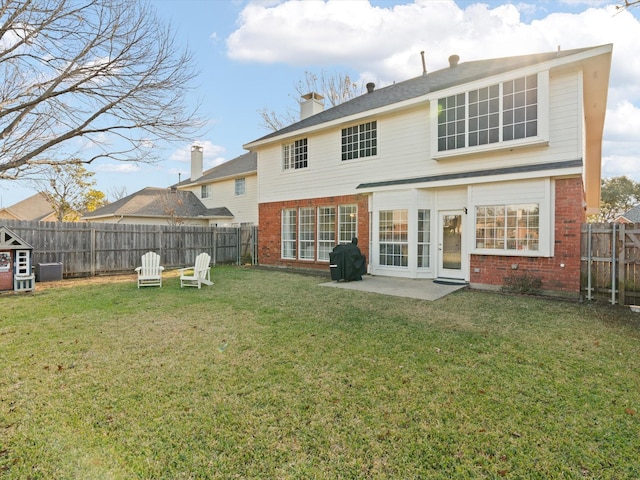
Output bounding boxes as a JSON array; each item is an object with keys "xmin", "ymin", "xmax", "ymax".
[{"xmin": 1, "ymin": 267, "xmax": 639, "ymax": 479}]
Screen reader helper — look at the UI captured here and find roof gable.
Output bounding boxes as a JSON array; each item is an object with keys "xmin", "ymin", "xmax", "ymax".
[
  {"xmin": 0, "ymin": 226, "xmax": 33, "ymax": 249},
  {"xmin": 0, "ymin": 193, "xmax": 55, "ymax": 221},
  {"xmin": 620, "ymin": 205, "xmax": 640, "ymax": 223}
]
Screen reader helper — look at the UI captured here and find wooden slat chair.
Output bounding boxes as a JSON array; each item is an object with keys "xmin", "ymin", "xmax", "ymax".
[
  {"xmin": 179, "ymin": 253, "xmax": 213, "ymax": 289},
  {"xmin": 134, "ymin": 251, "xmax": 164, "ymax": 288}
]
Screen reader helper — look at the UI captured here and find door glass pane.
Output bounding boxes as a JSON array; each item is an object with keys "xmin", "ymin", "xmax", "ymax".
[{"xmin": 442, "ymin": 214, "xmax": 462, "ymax": 270}]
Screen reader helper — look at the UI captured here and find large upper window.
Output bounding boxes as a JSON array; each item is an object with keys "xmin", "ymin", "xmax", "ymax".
[
  {"xmin": 341, "ymin": 121, "xmax": 377, "ymax": 160},
  {"xmin": 437, "ymin": 74, "xmax": 538, "ymax": 152},
  {"xmin": 201, "ymin": 184, "xmax": 211, "ymax": 199},
  {"xmin": 379, "ymin": 210, "xmax": 408, "ymax": 267},
  {"xmin": 283, "ymin": 139, "xmax": 308, "ymax": 170},
  {"xmin": 475, "ymin": 204, "xmax": 539, "ymax": 252}
]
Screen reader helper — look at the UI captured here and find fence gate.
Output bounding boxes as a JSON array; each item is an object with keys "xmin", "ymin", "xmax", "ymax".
[{"xmin": 581, "ymin": 223, "xmax": 640, "ymax": 306}]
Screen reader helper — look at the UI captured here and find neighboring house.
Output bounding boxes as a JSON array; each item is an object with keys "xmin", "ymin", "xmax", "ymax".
[
  {"xmin": 174, "ymin": 146, "xmax": 258, "ymax": 226},
  {"xmin": 615, "ymin": 205, "xmax": 640, "ymax": 224},
  {"xmin": 0, "ymin": 192, "xmax": 57, "ymax": 222},
  {"xmin": 83, "ymin": 147, "xmax": 257, "ymax": 226},
  {"xmin": 244, "ymin": 44, "xmax": 613, "ymax": 296}
]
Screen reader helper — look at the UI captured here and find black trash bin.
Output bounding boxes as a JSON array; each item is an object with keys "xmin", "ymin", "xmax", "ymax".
[
  {"xmin": 35, "ymin": 262, "xmax": 63, "ymax": 282},
  {"xmin": 329, "ymin": 239, "xmax": 366, "ymax": 282}
]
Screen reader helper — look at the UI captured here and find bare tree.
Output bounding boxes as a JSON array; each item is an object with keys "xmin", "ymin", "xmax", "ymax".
[
  {"xmin": 616, "ymin": 0, "xmax": 640, "ymax": 10},
  {"xmin": 258, "ymin": 70, "xmax": 363, "ymax": 131},
  {"xmin": 0, "ymin": 0, "xmax": 203, "ymax": 180},
  {"xmin": 159, "ymin": 188, "xmax": 185, "ymax": 225}
]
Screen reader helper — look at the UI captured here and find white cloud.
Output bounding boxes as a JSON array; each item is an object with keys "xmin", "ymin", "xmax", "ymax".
[{"xmin": 95, "ymin": 163, "xmax": 141, "ymax": 173}]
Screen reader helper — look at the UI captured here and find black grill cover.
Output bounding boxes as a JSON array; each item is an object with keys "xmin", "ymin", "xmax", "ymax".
[{"xmin": 329, "ymin": 241, "xmax": 366, "ymax": 281}]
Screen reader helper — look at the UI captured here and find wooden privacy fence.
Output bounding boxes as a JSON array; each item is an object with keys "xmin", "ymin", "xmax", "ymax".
[
  {"xmin": 0, "ymin": 220, "xmax": 258, "ymax": 278},
  {"xmin": 581, "ymin": 223, "xmax": 640, "ymax": 306}
]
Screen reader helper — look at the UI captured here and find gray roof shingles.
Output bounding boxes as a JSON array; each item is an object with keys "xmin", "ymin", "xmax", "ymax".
[
  {"xmin": 84, "ymin": 187, "xmax": 232, "ymax": 219},
  {"xmin": 247, "ymin": 46, "xmax": 595, "ymax": 145}
]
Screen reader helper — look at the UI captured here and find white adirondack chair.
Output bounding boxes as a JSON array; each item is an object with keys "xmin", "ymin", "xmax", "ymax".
[
  {"xmin": 179, "ymin": 253, "xmax": 213, "ymax": 288},
  {"xmin": 135, "ymin": 251, "xmax": 164, "ymax": 288}
]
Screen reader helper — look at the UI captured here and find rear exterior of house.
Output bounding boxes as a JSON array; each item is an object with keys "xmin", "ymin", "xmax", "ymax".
[{"xmin": 245, "ymin": 45, "xmax": 612, "ymax": 296}]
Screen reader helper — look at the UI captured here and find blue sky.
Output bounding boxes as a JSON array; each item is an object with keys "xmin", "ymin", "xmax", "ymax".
[{"xmin": 2, "ymin": 0, "xmax": 639, "ymax": 206}]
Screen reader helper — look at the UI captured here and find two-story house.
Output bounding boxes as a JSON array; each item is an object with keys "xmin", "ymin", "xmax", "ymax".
[
  {"xmin": 244, "ymin": 44, "xmax": 612, "ymax": 296},
  {"xmin": 83, "ymin": 146, "xmax": 257, "ymax": 226}
]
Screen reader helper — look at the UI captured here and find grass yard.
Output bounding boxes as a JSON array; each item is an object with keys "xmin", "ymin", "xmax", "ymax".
[{"xmin": 1, "ymin": 266, "xmax": 639, "ymax": 479}]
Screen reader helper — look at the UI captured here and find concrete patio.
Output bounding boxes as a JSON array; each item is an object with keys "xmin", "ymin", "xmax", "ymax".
[{"xmin": 319, "ymin": 275, "xmax": 468, "ymax": 301}]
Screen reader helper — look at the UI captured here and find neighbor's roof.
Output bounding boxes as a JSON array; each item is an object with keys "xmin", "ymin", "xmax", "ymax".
[
  {"xmin": 619, "ymin": 205, "xmax": 640, "ymax": 223},
  {"xmin": 244, "ymin": 44, "xmax": 610, "ymax": 148},
  {"xmin": 174, "ymin": 151, "xmax": 257, "ymax": 188},
  {"xmin": 0, "ymin": 192, "xmax": 55, "ymax": 221},
  {"xmin": 82, "ymin": 187, "xmax": 232, "ymax": 220}
]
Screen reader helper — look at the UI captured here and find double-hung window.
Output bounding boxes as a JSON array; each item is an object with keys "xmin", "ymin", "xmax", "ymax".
[
  {"xmin": 318, "ymin": 207, "xmax": 336, "ymax": 262},
  {"xmin": 379, "ymin": 210, "xmax": 408, "ymax": 267},
  {"xmin": 475, "ymin": 204, "xmax": 539, "ymax": 252},
  {"xmin": 436, "ymin": 73, "xmax": 541, "ymax": 154},
  {"xmin": 282, "ymin": 209, "xmax": 297, "ymax": 259},
  {"xmin": 341, "ymin": 121, "xmax": 377, "ymax": 160},
  {"xmin": 235, "ymin": 177, "xmax": 246, "ymax": 196},
  {"xmin": 283, "ymin": 139, "xmax": 308, "ymax": 170},
  {"xmin": 298, "ymin": 207, "xmax": 315, "ymax": 260},
  {"xmin": 338, "ymin": 205, "xmax": 358, "ymax": 243},
  {"xmin": 201, "ymin": 184, "xmax": 211, "ymax": 199}
]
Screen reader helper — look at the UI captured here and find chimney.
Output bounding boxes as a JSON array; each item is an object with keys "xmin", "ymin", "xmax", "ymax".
[
  {"xmin": 190, "ymin": 144, "xmax": 203, "ymax": 181},
  {"xmin": 448, "ymin": 54, "xmax": 460, "ymax": 68},
  {"xmin": 300, "ymin": 92, "xmax": 324, "ymax": 120},
  {"xmin": 366, "ymin": 82, "xmax": 375, "ymax": 93}
]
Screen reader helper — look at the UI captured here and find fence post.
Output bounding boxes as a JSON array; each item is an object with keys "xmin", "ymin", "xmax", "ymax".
[
  {"xmin": 619, "ymin": 223, "xmax": 626, "ymax": 306},
  {"xmin": 611, "ymin": 223, "xmax": 617, "ymax": 305},
  {"xmin": 91, "ymin": 227, "xmax": 96, "ymax": 276}
]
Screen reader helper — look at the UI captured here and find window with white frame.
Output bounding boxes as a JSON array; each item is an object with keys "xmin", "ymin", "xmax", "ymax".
[
  {"xmin": 318, "ymin": 206, "xmax": 336, "ymax": 262},
  {"xmin": 282, "ymin": 209, "xmax": 297, "ymax": 259},
  {"xmin": 235, "ymin": 177, "xmax": 246, "ymax": 196},
  {"xmin": 283, "ymin": 138, "xmax": 308, "ymax": 170},
  {"xmin": 338, "ymin": 205, "xmax": 357, "ymax": 243},
  {"xmin": 379, "ymin": 210, "xmax": 408, "ymax": 267},
  {"xmin": 437, "ymin": 74, "xmax": 538, "ymax": 152},
  {"xmin": 475, "ymin": 204, "xmax": 539, "ymax": 252},
  {"xmin": 341, "ymin": 121, "xmax": 377, "ymax": 160},
  {"xmin": 298, "ymin": 207, "xmax": 315, "ymax": 260},
  {"xmin": 417, "ymin": 209, "xmax": 431, "ymax": 268},
  {"xmin": 201, "ymin": 184, "xmax": 211, "ymax": 199}
]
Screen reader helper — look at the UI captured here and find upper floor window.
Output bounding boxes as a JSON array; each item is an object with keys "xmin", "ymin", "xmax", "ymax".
[
  {"xmin": 341, "ymin": 121, "xmax": 377, "ymax": 161},
  {"xmin": 437, "ymin": 74, "xmax": 539, "ymax": 153},
  {"xmin": 235, "ymin": 177, "xmax": 246, "ymax": 196},
  {"xmin": 201, "ymin": 184, "xmax": 211, "ymax": 199},
  {"xmin": 283, "ymin": 138, "xmax": 308, "ymax": 170}
]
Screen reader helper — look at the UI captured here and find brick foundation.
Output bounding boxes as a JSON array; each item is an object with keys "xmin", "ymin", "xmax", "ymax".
[
  {"xmin": 470, "ymin": 178, "xmax": 584, "ymax": 294},
  {"xmin": 258, "ymin": 194, "xmax": 369, "ymax": 272}
]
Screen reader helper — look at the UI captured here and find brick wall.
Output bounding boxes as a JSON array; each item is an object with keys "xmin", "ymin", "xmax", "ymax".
[
  {"xmin": 470, "ymin": 177, "xmax": 585, "ymax": 294},
  {"xmin": 258, "ymin": 194, "xmax": 369, "ymax": 271}
]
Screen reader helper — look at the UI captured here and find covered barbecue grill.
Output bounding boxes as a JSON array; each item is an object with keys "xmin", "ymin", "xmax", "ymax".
[{"xmin": 329, "ymin": 238, "xmax": 366, "ymax": 282}]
